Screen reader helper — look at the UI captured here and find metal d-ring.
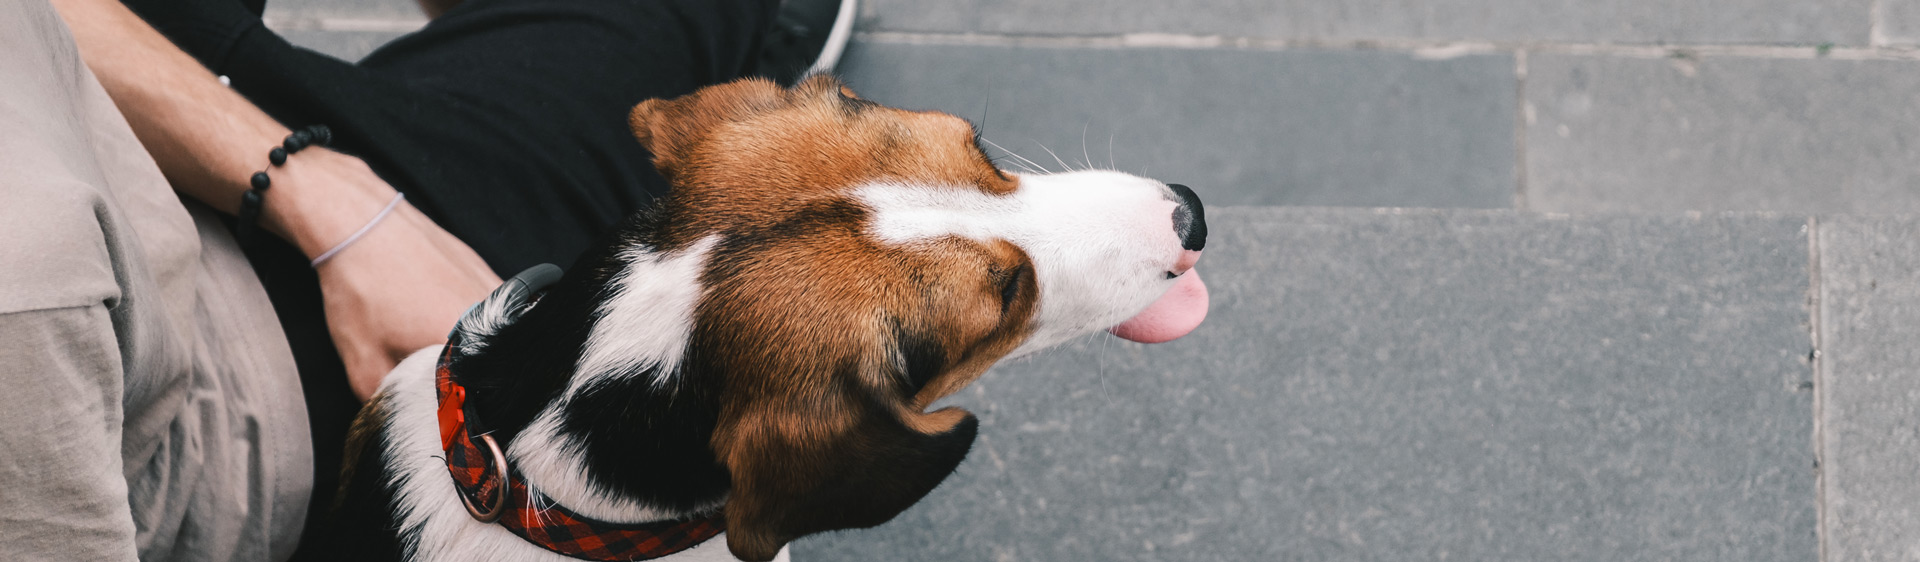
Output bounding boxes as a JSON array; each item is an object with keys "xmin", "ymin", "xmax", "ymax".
[{"xmin": 460, "ymin": 433, "xmax": 511, "ymax": 523}]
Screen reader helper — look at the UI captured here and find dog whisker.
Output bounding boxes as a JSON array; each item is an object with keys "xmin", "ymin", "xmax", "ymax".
[
  {"xmin": 1033, "ymin": 141, "xmax": 1073, "ymax": 173},
  {"xmin": 975, "ymin": 137, "xmax": 1020, "ymax": 170},
  {"xmin": 1097, "ymin": 331, "xmax": 1117, "ymax": 407},
  {"xmin": 1002, "ymin": 148, "xmax": 1047, "ymax": 174},
  {"xmin": 1081, "ymin": 122, "xmax": 1096, "ymax": 172},
  {"xmin": 529, "ymin": 493, "xmax": 560, "ymax": 526},
  {"xmin": 979, "ymin": 137, "xmax": 1045, "ymax": 174},
  {"xmin": 978, "ymin": 76, "xmax": 994, "ymax": 137},
  {"xmin": 1108, "ymin": 132, "xmax": 1117, "ymax": 171}
]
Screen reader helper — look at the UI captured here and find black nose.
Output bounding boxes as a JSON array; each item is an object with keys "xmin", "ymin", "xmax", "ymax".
[{"xmin": 1168, "ymin": 183, "xmax": 1206, "ymax": 251}]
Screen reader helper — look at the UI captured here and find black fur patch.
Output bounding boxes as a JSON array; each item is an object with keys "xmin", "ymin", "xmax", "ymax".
[
  {"xmin": 891, "ymin": 321, "xmax": 947, "ymax": 395},
  {"xmin": 552, "ymin": 371, "xmax": 731, "ymax": 513},
  {"xmin": 305, "ymin": 409, "xmax": 406, "ymax": 561}
]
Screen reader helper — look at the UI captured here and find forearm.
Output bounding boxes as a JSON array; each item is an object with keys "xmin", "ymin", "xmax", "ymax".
[
  {"xmin": 51, "ymin": 0, "xmax": 503, "ymax": 399},
  {"xmin": 49, "ymin": 0, "xmax": 394, "ymax": 259}
]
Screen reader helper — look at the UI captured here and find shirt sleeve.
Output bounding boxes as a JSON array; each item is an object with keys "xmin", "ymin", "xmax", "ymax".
[{"xmin": 0, "ymin": 305, "xmax": 141, "ymax": 561}]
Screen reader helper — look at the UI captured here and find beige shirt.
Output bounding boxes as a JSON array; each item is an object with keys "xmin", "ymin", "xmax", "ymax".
[{"xmin": 0, "ymin": 1, "xmax": 312, "ymax": 560}]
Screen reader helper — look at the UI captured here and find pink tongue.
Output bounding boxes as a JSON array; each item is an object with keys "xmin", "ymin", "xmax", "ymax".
[{"xmin": 1108, "ymin": 269, "xmax": 1209, "ymax": 343}]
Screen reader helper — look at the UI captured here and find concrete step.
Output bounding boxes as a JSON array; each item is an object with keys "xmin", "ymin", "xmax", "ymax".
[
  {"xmin": 787, "ymin": 207, "xmax": 1920, "ymax": 561},
  {"xmin": 854, "ymin": 0, "xmax": 1869, "ymax": 46},
  {"xmin": 259, "ymin": 0, "xmax": 1884, "ymax": 48},
  {"xmin": 260, "ymin": 21, "xmax": 1920, "ymax": 215},
  {"xmin": 835, "ymin": 41, "xmax": 1517, "ymax": 209},
  {"xmin": 260, "ymin": 0, "xmax": 420, "ymax": 61},
  {"xmin": 835, "ymin": 38, "xmax": 1920, "ymax": 215}
]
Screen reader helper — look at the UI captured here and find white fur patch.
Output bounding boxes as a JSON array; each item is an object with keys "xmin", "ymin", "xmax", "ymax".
[
  {"xmin": 376, "ymin": 347, "xmax": 784, "ymax": 562},
  {"xmin": 571, "ymin": 236, "xmax": 717, "ymax": 393},
  {"xmin": 856, "ymin": 170, "xmax": 1189, "ymax": 356}
]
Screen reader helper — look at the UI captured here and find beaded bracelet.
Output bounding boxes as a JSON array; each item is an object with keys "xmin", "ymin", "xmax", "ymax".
[{"xmin": 235, "ymin": 124, "xmax": 333, "ymax": 248}]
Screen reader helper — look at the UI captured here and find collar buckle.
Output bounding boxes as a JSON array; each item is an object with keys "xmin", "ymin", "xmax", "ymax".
[{"xmin": 461, "ymin": 433, "xmax": 511, "ymax": 523}]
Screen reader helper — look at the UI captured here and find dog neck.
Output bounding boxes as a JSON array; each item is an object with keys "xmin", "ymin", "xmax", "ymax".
[{"xmin": 449, "ymin": 226, "xmax": 731, "ymax": 524}]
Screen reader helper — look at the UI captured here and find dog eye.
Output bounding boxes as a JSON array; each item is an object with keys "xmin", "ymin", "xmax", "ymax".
[{"xmin": 998, "ymin": 264, "xmax": 1025, "ymax": 314}]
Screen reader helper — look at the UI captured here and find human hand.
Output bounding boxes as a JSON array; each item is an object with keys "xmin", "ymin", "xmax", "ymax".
[
  {"xmin": 270, "ymin": 150, "xmax": 501, "ymax": 400},
  {"xmin": 315, "ymin": 203, "xmax": 499, "ymax": 400}
]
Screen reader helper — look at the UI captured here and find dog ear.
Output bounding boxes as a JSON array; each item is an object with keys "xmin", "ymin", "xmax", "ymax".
[
  {"xmin": 716, "ymin": 385, "xmax": 978, "ymax": 561},
  {"xmin": 628, "ymin": 78, "xmax": 785, "ymax": 178}
]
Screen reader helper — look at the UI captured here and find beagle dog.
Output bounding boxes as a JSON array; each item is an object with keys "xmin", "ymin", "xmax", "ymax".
[{"xmin": 324, "ymin": 76, "xmax": 1210, "ymax": 561}]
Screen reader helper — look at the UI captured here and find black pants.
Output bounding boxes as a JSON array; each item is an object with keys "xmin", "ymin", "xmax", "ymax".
[{"xmin": 122, "ymin": 0, "xmax": 777, "ymax": 552}]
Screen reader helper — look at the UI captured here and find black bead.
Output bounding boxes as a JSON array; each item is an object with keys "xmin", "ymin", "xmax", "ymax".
[
  {"xmin": 284, "ymin": 132, "xmax": 309, "ymax": 152},
  {"xmin": 308, "ymin": 125, "xmax": 332, "ymax": 146},
  {"xmin": 269, "ymin": 146, "xmax": 288, "ymax": 166},
  {"xmin": 251, "ymin": 171, "xmax": 271, "ymax": 191},
  {"xmin": 236, "ymin": 190, "xmax": 263, "ymax": 245}
]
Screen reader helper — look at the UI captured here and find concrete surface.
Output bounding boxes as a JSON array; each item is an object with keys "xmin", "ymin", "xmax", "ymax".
[
  {"xmin": 795, "ymin": 207, "xmax": 1817, "ymax": 561},
  {"xmin": 857, "ymin": 0, "xmax": 1868, "ymax": 45},
  {"xmin": 276, "ymin": 29, "xmax": 410, "ymax": 62},
  {"xmin": 1879, "ymin": 0, "xmax": 1920, "ymax": 45},
  {"xmin": 263, "ymin": 0, "xmax": 422, "ymax": 21},
  {"xmin": 263, "ymin": 0, "xmax": 422, "ymax": 61},
  {"xmin": 839, "ymin": 41, "xmax": 1517, "ymax": 208},
  {"xmin": 1524, "ymin": 54, "xmax": 1920, "ymax": 215},
  {"xmin": 1817, "ymin": 215, "xmax": 1920, "ymax": 562}
]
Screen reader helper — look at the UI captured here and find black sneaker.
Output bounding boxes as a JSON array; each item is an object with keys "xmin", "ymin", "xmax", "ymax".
[{"xmin": 753, "ymin": 0, "xmax": 858, "ymax": 86}]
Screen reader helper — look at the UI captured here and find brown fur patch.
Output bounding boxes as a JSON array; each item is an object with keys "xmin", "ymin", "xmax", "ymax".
[
  {"xmin": 335, "ymin": 391, "xmax": 391, "ymax": 512},
  {"xmin": 628, "ymin": 76, "xmax": 1038, "ymax": 561}
]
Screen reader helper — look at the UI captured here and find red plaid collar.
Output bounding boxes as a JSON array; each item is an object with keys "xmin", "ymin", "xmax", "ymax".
[{"xmin": 435, "ymin": 346, "xmax": 726, "ymax": 560}]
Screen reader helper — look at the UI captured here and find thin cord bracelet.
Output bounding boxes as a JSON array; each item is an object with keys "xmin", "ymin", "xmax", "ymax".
[{"xmin": 312, "ymin": 192, "xmax": 406, "ymax": 267}]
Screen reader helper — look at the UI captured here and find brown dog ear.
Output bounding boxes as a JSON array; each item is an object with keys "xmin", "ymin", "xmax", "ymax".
[
  {"xmin": 627, "ymin": 78, "xmax": 785, "ymax": 178},
  {"xmin": 717, "ymin": 389, "xmax": 978, "ymax": 561},
  {"xmin": 626, "ymin": 98, "xmax": 665, "ymax": 152}
]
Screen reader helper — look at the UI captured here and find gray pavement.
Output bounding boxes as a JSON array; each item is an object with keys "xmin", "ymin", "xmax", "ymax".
[
  {"xmin": 838, "ymin": 42, "xmax": 1517, "ymax": 208},
  {"xmin": 857, "ymin": 0, "xmax": 1869, "ymax": 45},
  {"xmin": 1817, "ymin": 216, "xmax": 1920, "ymax": 562},
  {"xmin": 261, "ymin": 0, "xmax": 419, "ymax": 61},
  {"xmin": 795, "ymin": 207, "xmax": 1819, "ymax": 561},
  {"xmin": 263, "ymin": 0, "xmax": 421, "ymax": 21},
  {"xmin": 1525, "ymin": 54, "xmax": 1920, "ymax": 215},
  {"xmin": 274, "ymin": 29, "xmax": 409, "ymax": 61},
  {"xmin": 1884, "ymin": 0, "xmax": 1920, "ymax": 44}
]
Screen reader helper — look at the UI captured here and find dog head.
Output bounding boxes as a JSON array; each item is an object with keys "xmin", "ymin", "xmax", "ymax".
[{"xmin": 587, "ymin": 76, "xmax": 1207, "ymax": 560}]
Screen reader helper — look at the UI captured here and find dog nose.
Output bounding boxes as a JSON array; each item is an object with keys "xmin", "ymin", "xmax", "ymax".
[
  {"xmin": 1167, "ymin": 183, "xmax": 1206, "ymax": 276},
  {"xmin": 1168, "ymin": 183, "xmax": 1206, "ymax": 252}
]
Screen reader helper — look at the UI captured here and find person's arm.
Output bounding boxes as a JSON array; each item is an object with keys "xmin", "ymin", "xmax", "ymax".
[{"xmin": 51, "ymin": 0, "xmax": 501, "ymax": 399}]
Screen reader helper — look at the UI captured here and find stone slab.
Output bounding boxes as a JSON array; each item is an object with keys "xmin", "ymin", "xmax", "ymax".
[
  {"xmin": 860, "ymin": 0, "xmax": 1868, "ymax": 46},
  {"xmin": 838, "ymin": 41, "xmax": 1516, "ymax": 208},
  {"xmin": 1817, "ymin": 215, "xmax": 1920, "ymax": 561},
  {"xmin": 793, "ymin": 207, "xmax": 1815, "ymax": 561},
  {"xmin": 1879, "ymin": 0, "xmax": 1920, "ymax": 45},
  {"xmin": 274, "ymin": 29, "xmax": 412, "ymax": 62},
  {"xmin": 264, "ymin": 0, "xmax": 427, "ymax": 23},
  {"xmin": 1525, "ymin": 54, "xmax": 1920, "ymax": 214}
]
